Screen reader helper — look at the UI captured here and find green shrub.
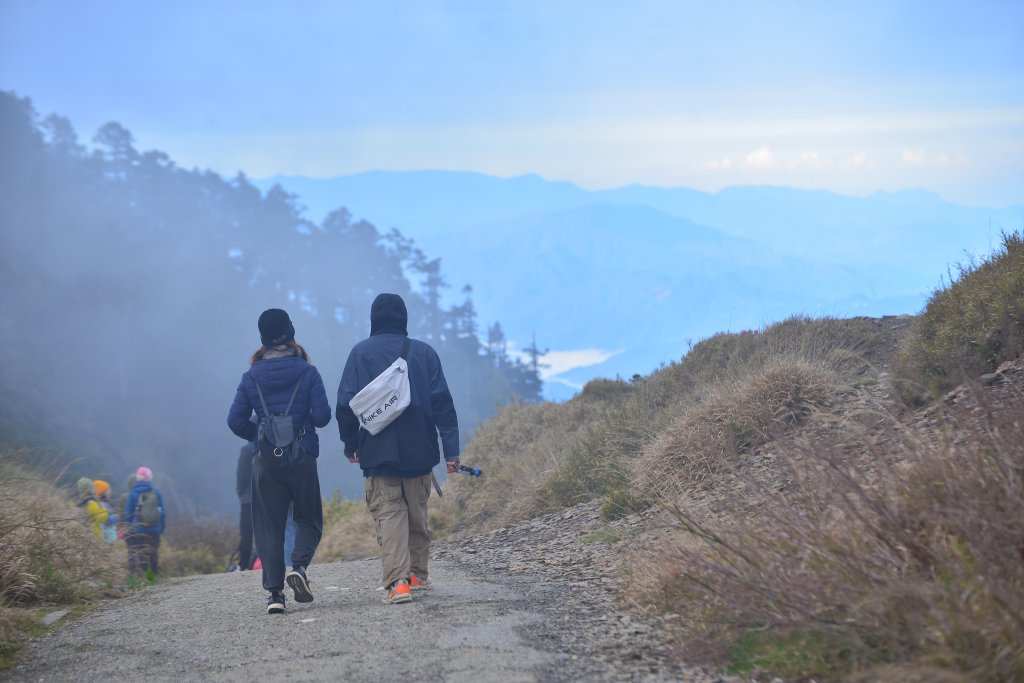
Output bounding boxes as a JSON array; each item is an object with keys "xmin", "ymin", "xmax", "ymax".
[
  {"xmin": 894, "ymin": 230, "xmax": 1024, "ymax": 403},
  {"xmin": 579, "ymin": 378, "xmax": 634, "ymax": 402},
  {"xmin": 599, "ymin": 488, "xmax": 647, "ymax": 521},
  {"xmin": 543, "ymin": 438, "xmax": 628, "ymax": 511},
  {"xmin": 160, "ymin": 517, "xmax": 237, "ymax": 577},
  {"xmin": 728, "ymin": 630, "xmax": 865, "ymax": 679}
]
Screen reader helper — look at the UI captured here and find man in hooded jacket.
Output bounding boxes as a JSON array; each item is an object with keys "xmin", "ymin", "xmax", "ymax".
[{"xmin": 336, "ymin": 293, "xmax": 460, "ymax": 604}]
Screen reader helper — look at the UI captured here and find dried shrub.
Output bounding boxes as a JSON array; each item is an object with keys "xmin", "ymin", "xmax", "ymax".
[
  {"xmin": 633, "ymin": 360, "xmax": 836, "ymax": 499},
  {"xmin": 436, "ymin": 399, "xmax": 603, "ymax": 533},
  {"xmin": 0, "ymin": 450, "xmax": 124, "ymax": 664},
  {"xmin": 315, "ymin": 492, "xmax": 380, "ymax": 562},
  {"xmin": 632, "ymin": 398, "xmax": 1024, "ymax": 681},
  {"xmin": 894, "ymin": 230, "xmax": 1024, "ymax": 404},
  {"xmin": 438, "ymin": 316, "xmax": 892, "ymax": 534},
  {"xmin": 0, "ymin": 452, "xmax": 123, "ymax": 606},
  {"xmin": 160, "ymin": 516, "xmax": 238, "ymax": 577}
]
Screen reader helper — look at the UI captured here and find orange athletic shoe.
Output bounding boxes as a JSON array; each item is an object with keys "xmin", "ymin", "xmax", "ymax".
[
  {"xmin": 385, "ymin": 579, "xmax": 412, "ymax": 604},
  {"xmin": 409, "ymin": 574, "xmax": 432, "ymax": 592}
]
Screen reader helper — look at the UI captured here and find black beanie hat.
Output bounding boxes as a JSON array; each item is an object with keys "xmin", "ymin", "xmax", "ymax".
[{"xmin": 258, "ymin": 308, "xmax": 295, "ymax": 346}]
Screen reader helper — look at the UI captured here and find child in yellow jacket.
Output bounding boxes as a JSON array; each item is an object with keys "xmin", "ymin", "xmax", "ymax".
[
  {"xmin": 92, "ymin": 479, "xmax": 119, "ymax": 544},
  {"xmin": 76, "ymin": 478, "xmax": 108, "ymax": 540}
]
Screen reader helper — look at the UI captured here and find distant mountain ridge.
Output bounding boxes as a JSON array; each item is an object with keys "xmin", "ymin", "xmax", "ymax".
[{"xmin": 255, "ymin": 171, "xmax": 1021, "ymax": 399}]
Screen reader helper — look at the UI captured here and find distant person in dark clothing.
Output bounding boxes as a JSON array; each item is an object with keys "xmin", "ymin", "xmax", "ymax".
[
  {"xmin": 227, "ymin": 308, "xmax": 331, "ymax": 615},
  {"xmin": 116, "ymin": 473, "xmax": 136, "ymax": 539},
  {"xmin": 235, "ymin": 443, "xmax": 255, "ymax": 570},
  {"xmin": 123, "ymin": 466, "xmax": 166, "ymax": 576},
  {"xmin": 336, "ymin": 293, "xmax": 460, "ymax": 604}
]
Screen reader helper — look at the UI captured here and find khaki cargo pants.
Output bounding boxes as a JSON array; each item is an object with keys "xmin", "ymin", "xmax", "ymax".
[{"xmin": 364, "ymin": 473, "xmax": 432, "ymax": 589}]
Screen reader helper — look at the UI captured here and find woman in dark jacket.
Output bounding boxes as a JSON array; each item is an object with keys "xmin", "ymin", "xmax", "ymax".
[{"xmin": 227, "ymin": 308, "xmax": 331, "ymax": 615}]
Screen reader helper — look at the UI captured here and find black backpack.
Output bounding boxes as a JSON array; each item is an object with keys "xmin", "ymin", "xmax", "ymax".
[{"xmin": 253, "ymin": 368, "xmax": 308, "ymax": 468}]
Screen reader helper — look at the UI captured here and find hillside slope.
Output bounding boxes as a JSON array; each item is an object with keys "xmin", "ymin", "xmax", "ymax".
[{"xmin": 440, "ymin": 329, "xmax": 1023, "ymax": 682}]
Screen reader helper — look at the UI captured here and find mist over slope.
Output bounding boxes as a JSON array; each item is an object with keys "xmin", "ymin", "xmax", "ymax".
[
  {"xmin": 258, "ymin": 171, "xmax": 1019, "ymax": 398},
  {"xmin": 0, "ymin": 92, "xmax": 540, "ymax": 516}
]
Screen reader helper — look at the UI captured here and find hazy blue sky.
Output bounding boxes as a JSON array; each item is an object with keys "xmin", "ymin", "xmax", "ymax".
[{"xmin": 2, "ymin": 1, "xmax": 1022, "ymax": 206}]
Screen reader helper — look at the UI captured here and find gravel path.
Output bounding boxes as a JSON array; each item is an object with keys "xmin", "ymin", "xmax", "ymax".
[{"xmin": 8, "ymin": 536, "xmax": 728, "ymax": 682}]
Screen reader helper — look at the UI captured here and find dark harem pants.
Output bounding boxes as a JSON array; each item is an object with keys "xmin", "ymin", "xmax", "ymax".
[{"xmin": 251, "ymin": 455, "xmax": 323, "ymax": 592}]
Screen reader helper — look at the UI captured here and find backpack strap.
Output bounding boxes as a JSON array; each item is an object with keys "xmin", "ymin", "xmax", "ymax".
[
  {"xmin": 283, "ymin": 367, "xmax": 309, "ymax": 414},
  {"xmin": 253, "ymin": 367, "xmax": 309, "ymax": 418},
  {"xmin": 400, "ymin": 337, "xmax": 410, "ymax": 361},
  {"xmin": 253, "ymin": 379, "xmax": 272, "ymax": 419}
]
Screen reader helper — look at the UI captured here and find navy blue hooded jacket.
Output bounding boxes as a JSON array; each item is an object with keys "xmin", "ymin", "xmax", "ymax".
[
  {"xmin": 336, "ymin": 294, "xmax": 459, "ymax": 478},
  {"xmin": 123, "ymin": 480, "xmax": 166, "ymax": 535},
  {"xmin": 227, "ymin": 354, "xmax": 332, "ymax": 459}
]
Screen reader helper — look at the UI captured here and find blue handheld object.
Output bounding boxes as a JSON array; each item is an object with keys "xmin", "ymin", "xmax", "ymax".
[{"xmin": 457, "ymin": 464, "xmax": 482, "ymax": 477}]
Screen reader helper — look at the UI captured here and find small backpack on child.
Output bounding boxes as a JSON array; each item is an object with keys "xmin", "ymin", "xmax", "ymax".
[{"xmin": 136, "ymin": 490, "xmax": 162, "ymax": 529}]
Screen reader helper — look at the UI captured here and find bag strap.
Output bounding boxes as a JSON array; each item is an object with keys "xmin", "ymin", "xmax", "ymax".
[
  {"xmin": 400, "ymin": 337, "xmax": 410, "ymax": 362},
  {"xmin": 283, "ymin": 367, "xmax": 309, "ymax": 414},
  {"xmin": 253, "ymin": 367, "xmax": 309, "ymax": 418}
]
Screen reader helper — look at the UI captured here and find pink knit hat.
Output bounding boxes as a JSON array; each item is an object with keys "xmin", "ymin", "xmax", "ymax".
[{"xmin": 136, "ymin": 466, "xmax": 153, "ymax": 483}]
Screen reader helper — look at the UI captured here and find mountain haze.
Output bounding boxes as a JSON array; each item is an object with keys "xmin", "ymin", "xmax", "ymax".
[
  {"xmin": 0, "ymin": 93, "xmax": 540, "ymax": 515},
  {"xmin": 257, "ymin": 171, "xmax": 1018, "ymax": 397}
]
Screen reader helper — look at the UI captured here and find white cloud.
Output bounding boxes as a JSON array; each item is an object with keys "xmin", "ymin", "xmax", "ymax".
[
  {"xmin": 703, "ymin": 157, "xmax": 733, "ymax": 171},
  {"xmin": 902, "ymin": 148, "xmax": 925, "ymax": 165},
  {"xmin": 538, "ymin": 348, "xmax": 621, "ymax": 379},
  {"xmin": 794, "ymin": 150, "xmax": 825, "ymax": 168},
  {"xmin": 546, "ymin": 376, "xmax": 585, "ymax": 391},
  {"xmin": 933, "ymin": 152, "xmax": 969, "ymax": 167},
  {"xmin": 841, "ymin": 152, "xmax": 875, "ymax": 170},
  {"xmin": 508, "ymin": 345, "xmax": 622, "ymax": 380},
  {"xmin": 743, "ymin": 146, "xmax": 776, "ymax": 169}
]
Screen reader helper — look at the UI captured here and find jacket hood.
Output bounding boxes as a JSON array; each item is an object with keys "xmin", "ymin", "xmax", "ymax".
[
  {"xmin": 131, "ymin": 480, "xmax": 154, "ymax": 494},
  {"xmin": 370, "ymin": 293, "xmax": 408, "ymax": 336}
]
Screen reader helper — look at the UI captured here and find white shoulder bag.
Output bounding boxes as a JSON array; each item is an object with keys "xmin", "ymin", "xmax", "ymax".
[{"xmin": 349, "ymin": 337, "xmax": 411, "ymax": 435}]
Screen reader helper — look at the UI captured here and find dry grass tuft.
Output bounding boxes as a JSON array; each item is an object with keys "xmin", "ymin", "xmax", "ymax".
[
  {"xmin": 0, "ymin": 450, "xmax": 124, "ymax": 665},
  {"xmin": 160, "ymin": 517, "xmax": 238, "ymax": 577},
  {"xmin": 315, "ymin": 492, "xmax": 380, "ymax": 562},
  {"xmin": 436, "ymin": 316, "xmax": 891, "ymax": 534},
  {"xmin": 0, "ymin": 452, "xmax": 123, "ymax": 606},
  {"xmin": 633, "ymin": 359, "xmax": 836, "ymax": 499},
  {"xmin": 436, "ymin": 399, "xmax": 605, "ymax": 533},
  {"xmin": 894, "ymin": 230, "xmax": 1024, "ymax": 404},
  {"xmin": 631, "ymin": 400, "xmax": 1024, "ymax": 681}
]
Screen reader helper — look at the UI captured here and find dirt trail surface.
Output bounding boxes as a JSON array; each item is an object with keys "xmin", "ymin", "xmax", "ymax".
[{"xmin": 7, "ymin": 520, "xmax": 729, "ymax": 683}]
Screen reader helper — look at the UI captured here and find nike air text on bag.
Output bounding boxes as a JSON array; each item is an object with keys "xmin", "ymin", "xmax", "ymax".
[{"xmin": 349, "ymin": 337, "xmax": 411, "ymax": 436}]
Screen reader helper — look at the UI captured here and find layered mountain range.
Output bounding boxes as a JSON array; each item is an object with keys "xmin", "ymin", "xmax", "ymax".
[{"xmin": 256, "ymin": 171, "xmax": 1021, "ymax": 399}]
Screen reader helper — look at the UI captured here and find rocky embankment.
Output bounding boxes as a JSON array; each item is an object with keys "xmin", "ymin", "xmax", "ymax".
[{"xmin": 436, "ymin": 500, "xmax": 728, "ymax": 683}]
